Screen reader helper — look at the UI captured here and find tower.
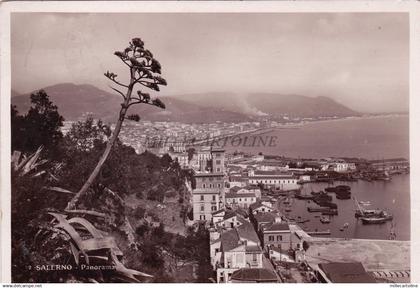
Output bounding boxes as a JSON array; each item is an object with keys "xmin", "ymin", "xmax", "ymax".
[{"xmin": 211, "ymin": 147, "xmax": 225, "ymax": 173}]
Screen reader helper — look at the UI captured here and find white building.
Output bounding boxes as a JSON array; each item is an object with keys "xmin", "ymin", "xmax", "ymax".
[
  {"xmin": 210, "ymin": 222, "xmax": 264, "ymax": 283},
  {"xmin": 248, "ymin": 170, "xmax": 300, "ymax": 190},
  {"xmin": 192, "ymin": 147, "xmax": 226, "ymax": 222}
]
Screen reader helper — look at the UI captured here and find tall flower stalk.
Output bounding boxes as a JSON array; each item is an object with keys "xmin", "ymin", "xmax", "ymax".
[{"xmin": 67, "ymin": 38, "xmax": 167, "ymax": 209}]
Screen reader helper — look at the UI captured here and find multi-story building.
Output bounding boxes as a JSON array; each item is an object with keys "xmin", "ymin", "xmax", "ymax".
[
  {"xmin": 192, "ymin": 147, "xmax": 226, "ymax": 222},
  {"xmin": 321, "ymin": 159, "xmax": 357, "ymax": 172},
  {"xmin": 225, "ymin": 191, "xmax": 257, "ymax": 209},
  {"xmin": 248, "ymin": 170, "xmax": 300, "ymax": 190},
  {"xmin": 262, "ymin": 221, "xmax": 295, "ymax": 251},
  {"xmin": 210, "ymin": 222, "xmax": 264, "ymax": 283}
]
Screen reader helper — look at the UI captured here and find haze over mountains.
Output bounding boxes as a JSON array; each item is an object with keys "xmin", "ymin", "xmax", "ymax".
[{"xmin": 11, "ymin": 83, "xmax": 360, "ymax": 123}]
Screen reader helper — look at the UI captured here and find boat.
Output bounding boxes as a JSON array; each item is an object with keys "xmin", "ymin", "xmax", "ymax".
[
  {"xmin": 353, "ymin": 197, "xmax": 393, "ymax": 224},
  {"xmin": 320, "ymin": 216, "xmax": 331, "ymax": 224},
  {"xmin": 285, "ymin": 208, "xmax": 292, "ymax": 212},
  {"xmin": 322, "ymin": 209, "xmax": 338, "ymax": 216},
  {"xmin": 361, "ymin": 215, "xmax": 392, "ymax": 224},
  {"xmin": 359, "ymin": 201, "xmax": 371, "ymax": 206},
  {"xmin": 307, "ymin": 206, "xmax": 332, "ymax": 213},
  {"xmin": 295, "ymin": 194, "xmax": 314, "ymax": 200},
  {"xmin": 355, "ymin": 209, "xmax": 384, "ymax": 218}
]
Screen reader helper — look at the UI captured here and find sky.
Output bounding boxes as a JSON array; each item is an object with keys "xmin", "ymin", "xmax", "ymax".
[{"xmin": 11, "ymin": 12, "xmax": 409, "ymax": 113}]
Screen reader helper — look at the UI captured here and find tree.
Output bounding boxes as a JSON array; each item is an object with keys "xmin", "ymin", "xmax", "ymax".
[
  {"xmin": 11, "ymin": 91, "xmax": 64, "ymax": 155},
  {"xmin": 67, "ymin": 38, "xmax": 167, "ymax": 209}
]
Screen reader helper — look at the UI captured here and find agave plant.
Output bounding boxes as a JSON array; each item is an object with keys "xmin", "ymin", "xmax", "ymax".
[{"xmin": 12, "ymin": 146, "xmax": 48, "ymax": 177}]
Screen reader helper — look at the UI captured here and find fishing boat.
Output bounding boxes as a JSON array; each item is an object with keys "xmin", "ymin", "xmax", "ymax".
[
  {"xmin": 353, "ymin": 197, "xmax": 393, "ymax": 224},
  {"xmin": 320, "ymin": 216, "xmax": 331, "ymax": 224},
  {"xmin": 361, "ymin": 214, "xmax": 393, "ymax": 225},
  {"xmin": 295, "ymin": 194, "xmax": 314, "ymax": 200},
  {"xmin": 355, "ymin": 209, "xmax": 384, "ymax": 218},
  {"xmin": 322, "ymin": 210, "xmax": 338, "ymax": 216},
  {"xmin": 307, "ymin": 206, "xmax": 332, "ymax": 213}
]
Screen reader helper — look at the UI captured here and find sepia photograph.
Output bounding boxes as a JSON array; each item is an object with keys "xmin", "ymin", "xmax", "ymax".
[{"xmin": 2, "ymin": 5, "xmax": 416, "ymax": 284}]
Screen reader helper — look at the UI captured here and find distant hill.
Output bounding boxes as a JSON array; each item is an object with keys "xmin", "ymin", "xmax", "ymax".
[
  {"xmin": 11, "ymin": 83, "xmax": 253, "ymax": 123},
  {"xmin": 174, "ymin": 92, "xmax": 360, "ymax": 118}
]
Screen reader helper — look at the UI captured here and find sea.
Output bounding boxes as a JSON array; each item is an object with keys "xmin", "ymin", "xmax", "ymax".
[
  {"xmin": 224, "ymin": 115, "xmax": 409, "ymax": 160},
  {"xmin": 225, "ymin": 115, "xmax": 410, "ymax": 240}
]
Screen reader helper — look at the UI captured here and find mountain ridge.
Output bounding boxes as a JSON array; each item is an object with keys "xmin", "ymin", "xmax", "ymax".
[{"xmin": 11, "ymin": 83, "xmax": 360, "ymax": 123}]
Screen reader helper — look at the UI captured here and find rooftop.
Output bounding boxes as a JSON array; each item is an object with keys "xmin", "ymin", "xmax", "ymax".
[
  {"xmin": 231, "ymin": 268, "xmax": 278, "ymax": 282},
  {"xmin": 249, "ymin": 201, "xmax": 272, "ymax": 211},
  {"xmin": 220, "ymin": 229, "xmax": 242, "ymax": 251},
  {"xmin": 194, "ymin": 172, "xmax": 224, "ymax": 177},
  {"xmin": 318, "ymin": 262, "xmax": 376, "ymax": 283},
  {"xmin": 225, "ymin": 192, "xmax": 256, "ymax": 199},
  {"xmin": 263, "ymin": 222, "xmax": 290, "ymax": 232},
  {"xmin": 254, "ymin": 170, "xmax": 294, "ymax": 176},
  {"xmin": 236, "ymin": 222, "xmax": 260, "ymax": 244},
  {"xmin": 254, "ymin": 212, "xmax": 278, "ymax": 224}
]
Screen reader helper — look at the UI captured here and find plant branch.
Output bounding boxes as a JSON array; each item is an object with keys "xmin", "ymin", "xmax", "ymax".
[
  {"xmin": 108, "ymin": 78, "xmax": 129, "ymax": 88},
  {"xmin": 109, "ymin": 86, "xmax": 126, "ymax": 100}
]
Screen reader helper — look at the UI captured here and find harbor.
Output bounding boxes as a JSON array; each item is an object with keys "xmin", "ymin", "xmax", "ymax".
[{"xmin": 275, "ymin": 173, "xmax": 410, "ymax": 240}]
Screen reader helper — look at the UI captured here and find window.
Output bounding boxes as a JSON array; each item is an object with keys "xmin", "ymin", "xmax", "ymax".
[
  {"xmin": 218, "ymin": 184, "xmax": 221, "ymax": 188},
  {"xmin": 216, "ymin": 160, "xmax": 221, "ymax": 165},
  {"xmin": 239, "ymin": 198, "xmax": 242, "ymax": 202},
  {"xmin": 216, "ymin": 168, "xmax": 221, "ymax": 172},
  {"xmin": 277, "ymin": 235, "xmax": 283, "ymax": 241},
  {"xmin": 200, "ymin": 205, "xmax": 204, "ymax": 211},
  {"xmin": 212, "ymin": 205, "xmax": 217, "ymax": 211},
  {"xmin": 252, "ymin": 253, "xmax": 257, "ymax": 262},
  {"xmin": 269, "ymin": 236, "xmax": 274, "ymax": 241},
  {"xmin": 212, "ymin": 195, "xmax": 216, "ymax": 201},
  {"xmin": 200, "ymin": 195, "xmax": 204, "ymax": 201},
  {"xmin": 203, "ymin": 184, "xmax": 206, "ymax": 188},
  {"xmin": 215, "ymin": 248, "xmax": 219, "ymax": 253}
]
